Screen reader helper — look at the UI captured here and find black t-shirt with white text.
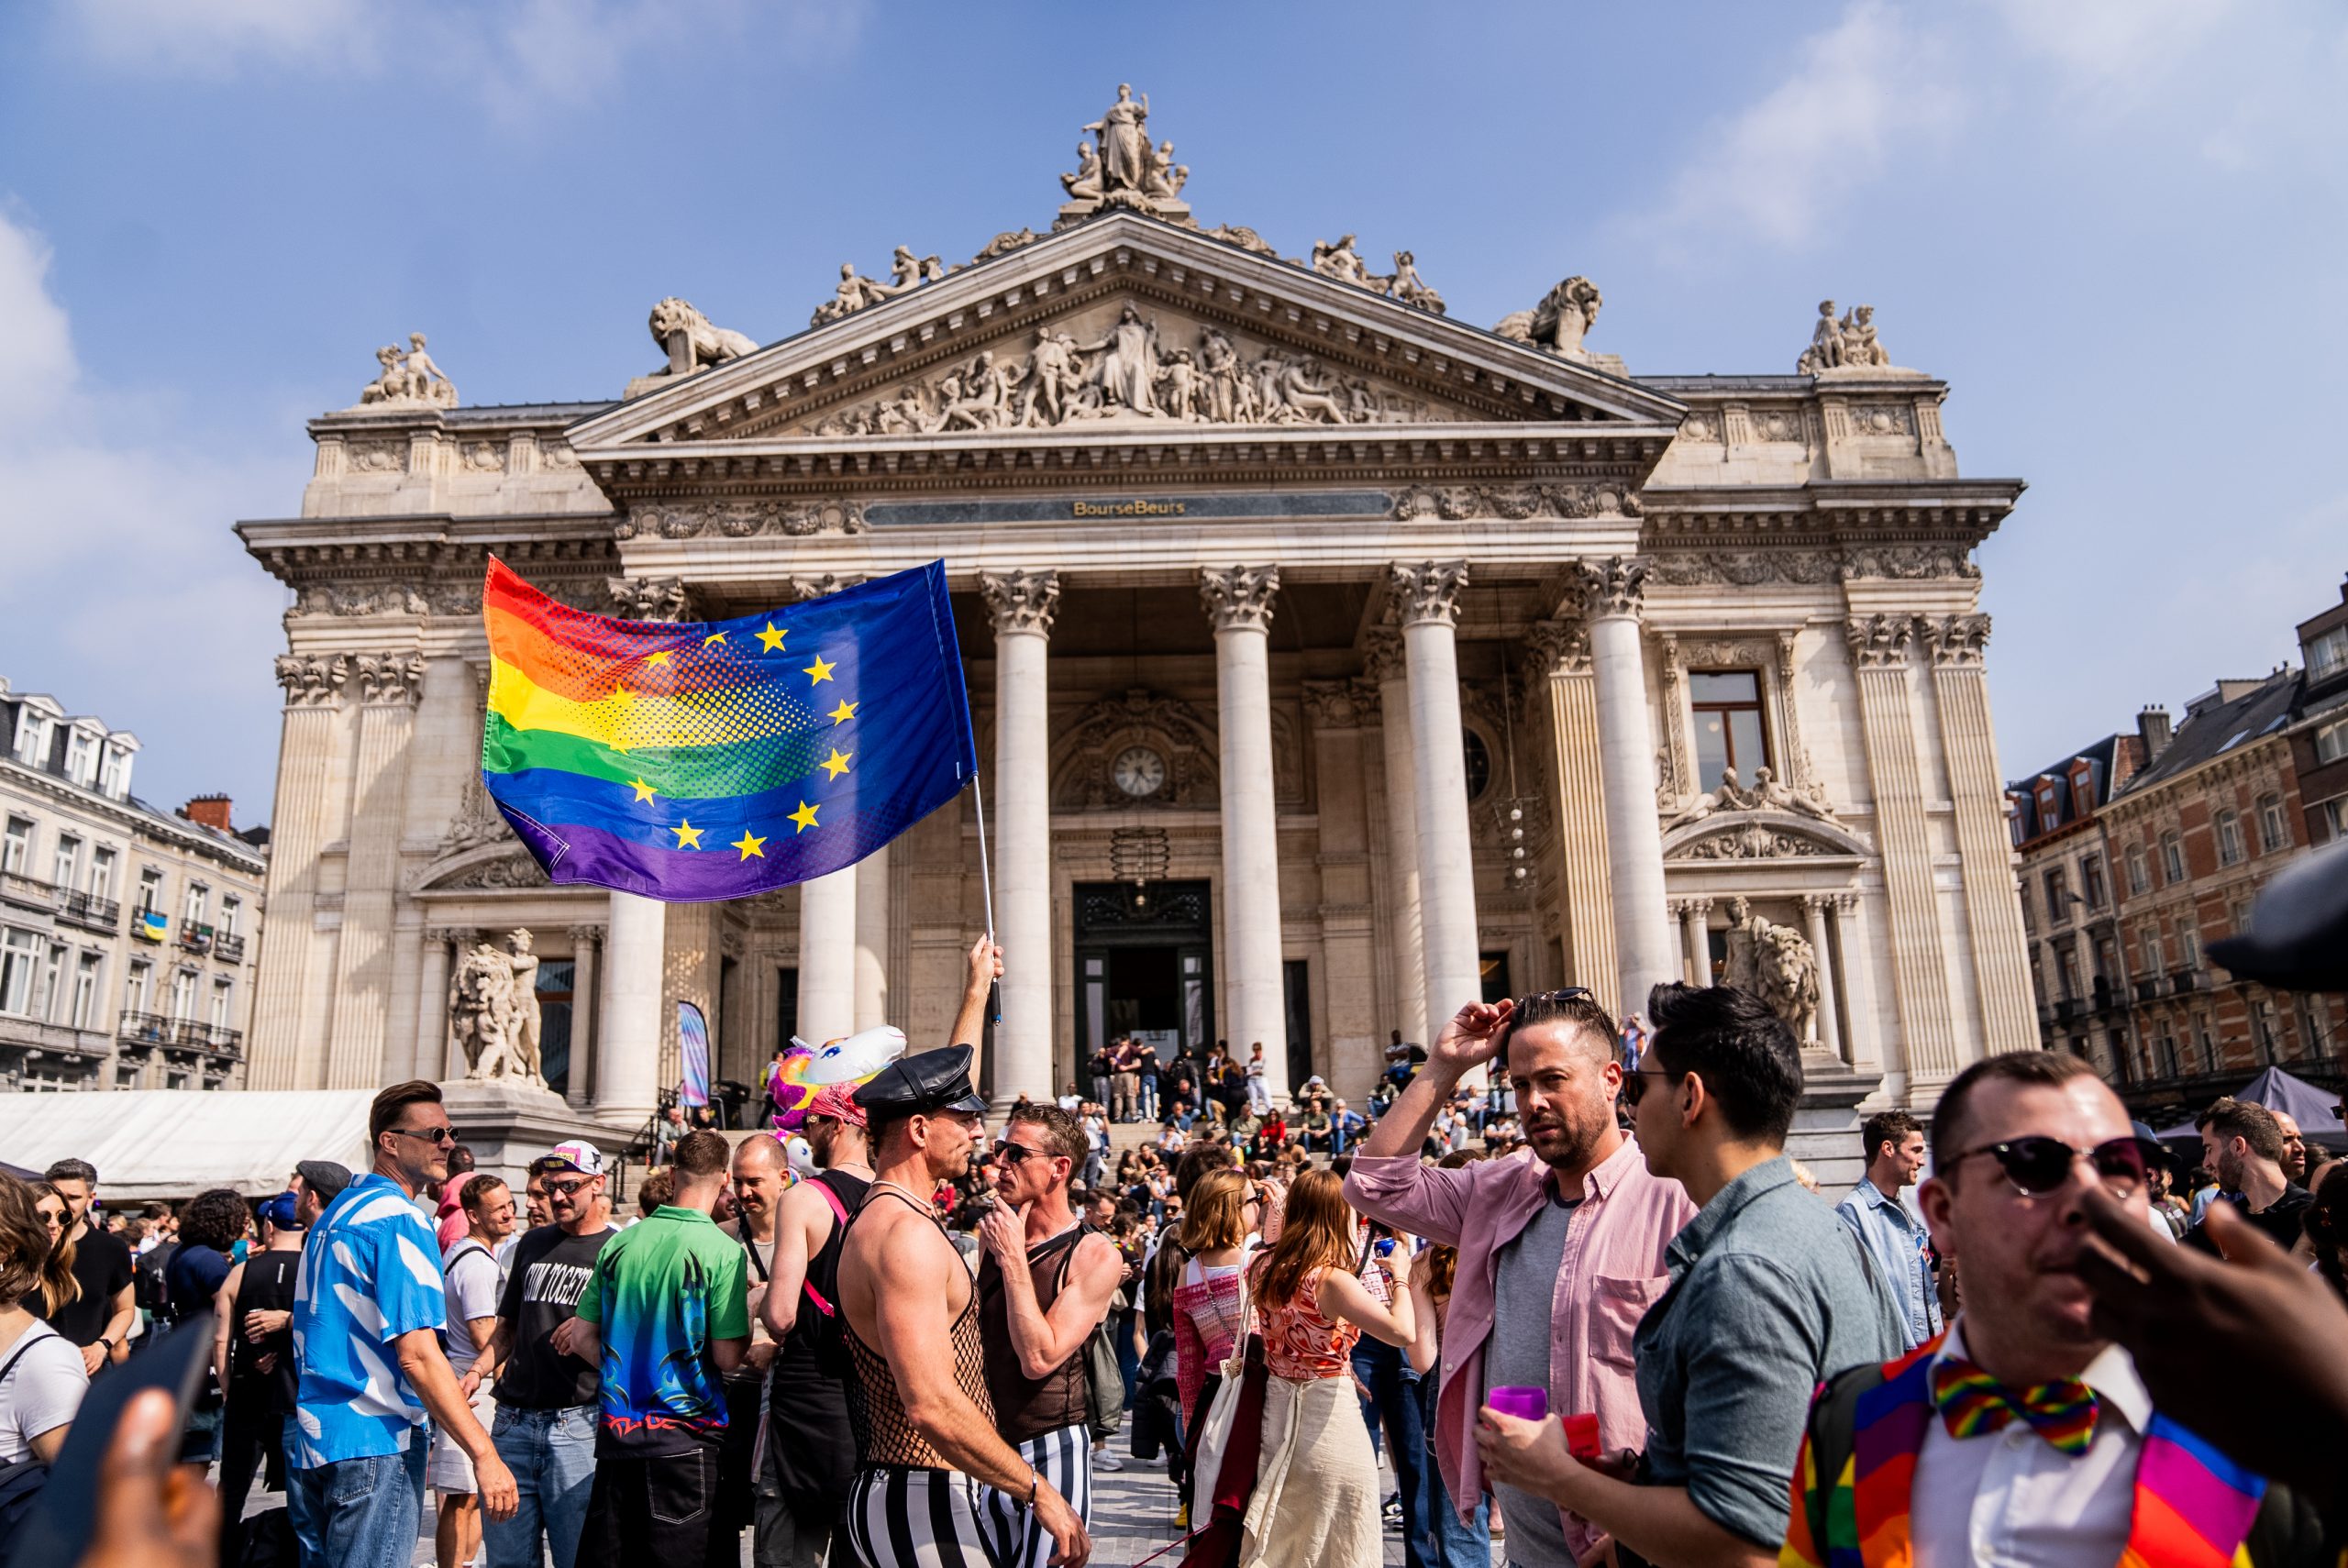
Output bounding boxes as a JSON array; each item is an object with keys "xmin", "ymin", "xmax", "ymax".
[{"xmin": 493, "ymin": 1222, "xmax": 616, "ymax": 1410}]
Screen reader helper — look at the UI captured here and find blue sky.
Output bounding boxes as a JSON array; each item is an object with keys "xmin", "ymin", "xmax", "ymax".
[{"xmin": 1, "ymin": 0, "xmax": 2342, "ymax": 825}]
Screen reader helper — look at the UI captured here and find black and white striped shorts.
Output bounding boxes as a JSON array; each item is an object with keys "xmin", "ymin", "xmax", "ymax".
[
  {"xmin": 980, "ymin": 1422, "xmax": 1092, "ymax": 1568},
  {"xmin": 843, "ymin": 1466, "xmax": 998, "ymax": 1568}
]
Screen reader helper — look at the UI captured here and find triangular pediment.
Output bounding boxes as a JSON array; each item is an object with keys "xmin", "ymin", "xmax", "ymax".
[{"xmin": 565, "ymin": 212, "xmax": 1686, "ymax": 466}]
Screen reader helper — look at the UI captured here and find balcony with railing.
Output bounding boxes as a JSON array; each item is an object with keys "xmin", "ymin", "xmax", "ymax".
[
  {"xmin": 2171, "ymin": 967, "xmax": 2209, "ymax": 994},
  {"xmin": 0, "ymin": 871, "xmax": 121, "ymax": 933},
  {"xmin": 213, "ymin": 932, "xmax": 246, "ymax": 964},
  {"xmin": 117, "ymin": 1010, "xmax": 173, "ymax": 1046},
  {"xmin": 177, "ymin": 922, "xmax": 215, "ymax": 955},
  {"xmin": 117, "ymin": 1012, "xmax": 243, "ymax": 1057},
  {"xmin": 0, "ymin": 1013, "xmax": 113, "ymax": 1059}
]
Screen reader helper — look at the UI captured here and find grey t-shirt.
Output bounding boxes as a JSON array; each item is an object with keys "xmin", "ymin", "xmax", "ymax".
[{"xmin": 1485, "ymin": 1191, "xmax": 1581, "ymax": 1568}]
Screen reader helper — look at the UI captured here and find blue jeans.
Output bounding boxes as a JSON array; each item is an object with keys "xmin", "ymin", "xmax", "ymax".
[
  {"xmin": 1139, "ymin": 1073, "xmax": 1159, "ymax": 1120},
  {"xmin": 1352, "ymin": 1337, "xmax": 1432, "ymax": 1568},
  {"xmin": 286, "ymin": 1437, "xmax": 427, "ymax": 1568},
  {"xmin": 484, "ymin": 1404, "xmax": 600, "ymax": 1568},
  {"xmin": 1420, "ymin": 1374, "xmax": 1490, "ymax": 1568}
]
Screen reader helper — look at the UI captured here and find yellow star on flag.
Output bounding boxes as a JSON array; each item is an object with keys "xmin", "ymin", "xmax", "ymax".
[
  {"xmin": 628, "ymin": 778, "xmax": 658, "ymax": 803},
  {"xmin": 803, "ymin": 654, "xmax": 836, "ymax": 685},
  {"xmin": 821, "ymin": 747, "xmax": 853, "ymax": 780},
  {"xmin": 828, "ymin": 699, "xmax": 858, "ymax": 724},
  {"xmin": 609, "ymin": 686, "xmax": 635, "ymax": 706},
  {"xmin": 644, "ymin": 650, "xmax": 672, "ymax": 667},
  {"xmin": 672, "ymin": 819, "xmax": 703, "ymax": 849},
  {"xmin": 756, "ymin": 622, "xmax": 787, "ymax": 653},
  {"xmin": 703, "ymin": 632, "xmax": 726, "ymax": 646},
  {"xmin": 789, "ymin": 801, "xmax": 820, "ymax": 834},
  {"xmin": 731, "ymin": 829, "xmax": 767, "ymax": 860}
]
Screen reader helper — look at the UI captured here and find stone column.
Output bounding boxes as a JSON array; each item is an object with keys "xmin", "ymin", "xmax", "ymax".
[
  {"xmin": 1924, "ymin": 615, "xmax": 2038, "ymax": 1058},
  {"xmin": 1527, "ymin": 621, "xmax": 1617, "ymax": 995},
  {"xmin": 1831, "ymin": 892, "xmax": 1883, "ymax": 1074},
  {"xmin": 246, "ymin": 655, "xmax": 348, "ymax": 1089},
  {"xmin": 1578, "ymin": 558, "xmax": 1678, "ymax": 1018},
  {"xmin": 1801, "ymin": 895, "xmax": 1844, "ymax": 1063},
  {"xmin": 980, "ymin": 569, "xmax": 1059, "ymax": 1106},
  {"xmin": 796, "ymin": 868, "xmax": 858, "ymax": 1046},
  {"xmin": 567, "ymin": 924, "xmax": 603, "ymax": 1109},
  {"xmin": 1364, "ymin": 633, "xmax": 1427, "ymax": 1049},
  {"xmin": 326, "ymin": 654, "xmax": 423, "ymax": 1088},
  {"xmin": 854, "ymin": 847, "xmax": 891, "ymax": 1032},
  {"xmin": 1202, "ymin": 566, "xmax": 1290, "ymax": 1102},
  {"xmin": 595, "ymin": 891, "xmax": 665, "ymax": 1124},
  {"xmin": 1676, "ymin": 900, "xmax": 1714, "ymax": 986},
  {"xmin": 1389, "ymin": 562, "xmax": 1483, "ymax": 1035},
  {"xmin": 415, "ymin": 928, "xmax": 459, "ymax": 1085},
  {"xmin": 1844, "ymin": 614, "xmax": 1958, "ymax": 1087}
]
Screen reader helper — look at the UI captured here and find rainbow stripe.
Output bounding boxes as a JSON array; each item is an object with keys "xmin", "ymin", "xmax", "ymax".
[
  {"xmin": 480, "ymin": 558, "xmax": 976, "ymax": 901},
  {"xmin": 1930, "ymin": 1358, "xmax": 2099, "ymax": 1455}
]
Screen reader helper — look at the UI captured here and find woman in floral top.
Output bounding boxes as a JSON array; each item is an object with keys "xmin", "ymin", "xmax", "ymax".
[{"xmin": 1238, "ymin": 1169, "xmax": 1414, "ymax": 1568}]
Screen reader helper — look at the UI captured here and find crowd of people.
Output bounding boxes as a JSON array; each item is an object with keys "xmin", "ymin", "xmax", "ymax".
[{"xmin": 5, "ymin": 926, "xmax": 2348, "ymax": 1568}]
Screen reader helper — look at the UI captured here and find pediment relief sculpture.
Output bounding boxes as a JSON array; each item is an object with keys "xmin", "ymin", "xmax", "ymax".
[
  {"xmin": 811, "ymin": 246, "xmax": 950, "ymax": 327},
  {"xmin": 412, "ymin": 846, "xmax": 550, "ymax": 894},
  {"xmin": 1665, "ymin": 765, "xmax": 1837, "ymax": 833},
  {"xmin": 793, "ymin": 303, "xmax": 1456, "ymax": 436},
  {"xmin": 1311, "ymin": 236, "xmax": 1446, "ymax": 315}
]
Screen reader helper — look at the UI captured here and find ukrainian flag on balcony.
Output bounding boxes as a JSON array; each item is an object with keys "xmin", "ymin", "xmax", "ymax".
[
  {"xmin": 135, "ymin": 911, "xmax": 167, "ymax": 943},
  {"xmin": 479, "ymin": 558, "xmax": 977, "ymax": 902}
]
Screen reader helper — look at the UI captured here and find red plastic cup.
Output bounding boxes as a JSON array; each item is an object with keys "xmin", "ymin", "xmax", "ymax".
[
  {"xmin": 1563, "ymin": 1412, "xmax": 1601, "ymax": 1460},
  {"xmin": 1487, "ymin": 1385, "xmax": 1548, "ymax": 1422}
]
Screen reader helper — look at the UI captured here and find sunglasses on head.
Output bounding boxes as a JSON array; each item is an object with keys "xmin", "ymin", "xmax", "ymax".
[
  {"xmin": 1512, "ymin": 987, "xmax": 1594, "ymax": 1012},
  {"xmin": 1945, "ymin": 1134, "xmax": 2160, "ymax": 1196}
]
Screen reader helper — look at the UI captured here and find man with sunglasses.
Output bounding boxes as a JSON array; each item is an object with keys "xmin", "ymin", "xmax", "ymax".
[
  {"xmin": 1772, "ymin": 1050, "xmax": 2336, "ymax": 1568},
  {"xmin": 288, "ymin": 1079, "xmax": 517, "ymax": 1568},
  {"xmin": 471, "ymin": 1141, "xmax": 615, "ymax": 1568},
  {"xmin": 1346, "ymin": 988, "xmax": 1694, "ymax": 1568},
  {"xmin": 1477, "ymin": 982, "xmax": 1900, "ymax": 1568}
]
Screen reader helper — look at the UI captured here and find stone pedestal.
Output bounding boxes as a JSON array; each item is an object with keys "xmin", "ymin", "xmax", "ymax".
[{"xmin": 439, "ymin": 1079, "xmax": 618, "ymax": 1192}]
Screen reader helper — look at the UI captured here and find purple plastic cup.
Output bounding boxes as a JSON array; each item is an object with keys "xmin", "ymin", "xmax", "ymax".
[{"xmin": 1488, "ymin": 1385, "xmax": 1548, "ymax": 1421}]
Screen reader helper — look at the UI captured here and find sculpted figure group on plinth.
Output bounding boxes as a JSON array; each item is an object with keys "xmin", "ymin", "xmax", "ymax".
[
  {"xmin": 1796, "ymin": 299, "xmax": 1894, "ymax": 373},
  {"xmin": 1720, "ymin": 896, "xmax": 1823, "ymax": 1048},
  {"xmin": 449, "ymin": 928, "xmax": 547, "ymax": 1088},
  {"xmin": 354, "ymin": 332, "xmax": 458, "ymax": 408},
  {"xmin": 1494, "ymin": 275, "xmax": 1604, "ymax": 359}
]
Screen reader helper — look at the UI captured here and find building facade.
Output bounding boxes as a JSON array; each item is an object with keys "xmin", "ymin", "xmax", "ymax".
[
  {"xmin": 233, "ymin": 95, "xmax": 2037, "ymax": 1175},
  {"xmin": 2017, "ymin": 574, "xmax": 2348, "ymax": 1121},
  {"xmin": 0, "ymin": 679, "xmax": 267, "ymax": 1091}
]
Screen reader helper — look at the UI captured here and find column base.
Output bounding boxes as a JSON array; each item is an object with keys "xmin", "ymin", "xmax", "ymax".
[{"xmin": 439, "ymin": 1079, "xmax": 641, "ymax": 1193}]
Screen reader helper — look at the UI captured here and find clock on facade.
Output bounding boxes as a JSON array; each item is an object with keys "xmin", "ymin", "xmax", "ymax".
[{"xmin": 1112, "ymin": 745, "xmax": 1168, "ymax": 800}]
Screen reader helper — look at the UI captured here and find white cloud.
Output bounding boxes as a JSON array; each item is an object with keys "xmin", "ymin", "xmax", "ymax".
[
  {"xmin": 1977, "ymin": 0, "xmax": 2243, "ymax": 105},
  {"xmin": 64, "ymin": 0, "xmax": 378, "ymax": 76},
  {"xmin": 0, "ymin": 206, "xmax": 291, "ymax": 814},
  {"xmin": 1623, "ymin": 1, "xmax": 1966, "ymax": 258}
]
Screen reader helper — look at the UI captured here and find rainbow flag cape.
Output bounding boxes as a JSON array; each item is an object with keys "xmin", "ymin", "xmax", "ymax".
[{"xmin": 481, "ymin": 558, "xmax": 975, "ymax": 901}]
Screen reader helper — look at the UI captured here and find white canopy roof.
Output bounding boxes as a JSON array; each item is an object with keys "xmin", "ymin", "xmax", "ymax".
[{"xmin": 0, "ymin": 1089, "xmax": 373, "ymax": 1199}]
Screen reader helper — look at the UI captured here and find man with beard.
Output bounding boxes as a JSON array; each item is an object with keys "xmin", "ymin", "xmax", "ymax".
[
  {"xmin": 974, "ymin": 1102, "xmax": 1123, "ymax": 1565},
  {"xmin": 836, "ymin": 937, "xmax": 1089, "ymax": 1568},
  {"xmin": 1767, "ymin": 1051, "xmax": 2335, "ymax": 1568},
  {"xmin": 2274, "ymin": 1110, "xmax": 2310, "ymax": 1187},
  {"xmin": 2189, "ymin": 1098, "xmax": 2314, "ymax": 1257},
  {"xmin": 755, "ymin": 1085, "xmax": 874, "ymax": 1566},
  {"xmin": 1345, "ymin": 990, "xmax": 1694, "ymax": 1568}
]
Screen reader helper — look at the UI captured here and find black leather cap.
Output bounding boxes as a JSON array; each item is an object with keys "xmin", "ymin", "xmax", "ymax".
[
  {"xmin": 2207, "ymin": 841, "xmax": 2348, "ymax": 993},
  {"xmin": 853, "ymin": 1043, "xmax": 988, "ymax": 1119}
]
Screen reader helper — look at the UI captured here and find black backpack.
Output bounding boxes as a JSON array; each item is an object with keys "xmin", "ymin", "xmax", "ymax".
[
  {"xmin": 133, "ymin": 1242, "xmax": 177, "ymax": 1317},
  {"xmin": 0, "ymin": 1339, "xmax": 51, "ymax": 1567}
]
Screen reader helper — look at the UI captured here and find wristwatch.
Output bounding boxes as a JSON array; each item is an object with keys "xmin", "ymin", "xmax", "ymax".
[{"xmin": 98, "ymin": 1337, "xmax": 115, "ymax": 1355}]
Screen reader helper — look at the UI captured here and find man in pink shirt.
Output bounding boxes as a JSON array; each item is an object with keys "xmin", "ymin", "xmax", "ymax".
[{"xmin": 1346, "ymin": 990, "xmax": 1694, "ymax": 1567}]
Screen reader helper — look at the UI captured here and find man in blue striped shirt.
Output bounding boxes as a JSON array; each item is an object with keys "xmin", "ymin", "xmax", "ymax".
[{"xmin": 1833, "ymin": 1110, "xmax": 1943, "ymax": 1351}]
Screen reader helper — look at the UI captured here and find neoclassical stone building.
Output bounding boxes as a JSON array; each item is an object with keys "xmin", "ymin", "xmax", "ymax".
[{"xmin": 237, "ymin": 94, "xmax": 2033, "ymax": 1170}]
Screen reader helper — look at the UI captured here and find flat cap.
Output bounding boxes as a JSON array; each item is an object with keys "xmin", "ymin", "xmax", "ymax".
[
  {"xmin": 854, "ymin": 1043, "xmax": 988, "ymax": 1120},
  {"xmin": 295, "ymin": 1160, "xmax": 353, "ymax": 1205}
]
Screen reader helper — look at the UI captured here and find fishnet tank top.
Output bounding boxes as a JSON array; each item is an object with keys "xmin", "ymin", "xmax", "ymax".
[{"xmin": 844, "ymin": 1186, "xmax": 995, "ymax": 1468}]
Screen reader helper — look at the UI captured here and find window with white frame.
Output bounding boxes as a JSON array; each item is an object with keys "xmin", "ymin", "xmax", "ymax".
[
  {"xmin": 12, "ymin": 713, "xmax": 50, "ymax": 767},
  {"xmin": 2081, "ymin": 853, "xmax": 2108, "ymax": 911},
  {"xmin": 31, "ymin": 943, "xmax": 64, "ymax": 1021},
  {"xmin": 2309, "ymin": 624, "xmax": 2348, "ymax": 682},
  {"xmin": 2317, "ymin": 719, "xmax": 2348, "ymax": 766},
  {"xmin": 208, "ymin": 977, "xmax": 233, "ymax": 1031},
  {"xmin": 2161, "ymin": 831, "xmax": 2187, "ymax": 885},
  {"xmin": 71, "ymin": 953, "xmax": 101, "ymax": 1029},
  {"xmin": 115, "ymin": 1064, "xmax": 138, "ymax": 1089},
  {"xmin": 2253, "ymin": 999, "xmax": 2281, "ymax": 1064},
  {"xmin": 97, "ymin": 745, "xmax": 128, "ymax": 799},
  {"xmin": 2178, "ymin": 920, "xmax": 2201, "ymax": 971},
  {"xmin": 0, "ymin": 928, "xmax": 39, "ymax": 1015},
  {"xmin": 124, "ymin": 958, "xmax": 151, "ymax": 1015},
  {"xmin": 2195, "ymin": 1015, "xmax": 2219, "ymax": 1072},
  {"xmin": 136, "ymin": 868, "xmax": 161, "ymax": 915},
  {"xmin": 88, "ymin": 845, "xmax": 114, "ymax": 900},
  {"xmin": 218, "ymin": 897, "xmax": 240, "ymax": 939},
  {"xmin": 2326, "ymin": 798, "xmax": 2347, "ymax": 844},
  {"xmin": 2257, "ymin": 793, "xmax": 2289, "ymax": 854},
  {"xmin": 2215, "ymin": 809, "xmax": 2245, "ymax": 867},
  {"xmin": 181, "ymin": 882, "xmax": 207, "ymax": 927},
  {"xmin": 2299, "ymin": 995, "xmax": 2332, "ymax": 1059},
  {"xmin": 51, "ymin": 834, "xmax": 81, "ymax": 890},
  {"xmin": 2, "ymin": 818, "xmax": 30, "ymax": 877},
  {"xmin": 64, "ymin": 729, "xmax": 98, "ymax": 788},
  {"xmin": 2125, "ymin": 845, "xmax": 2150, "ymax": 896},
  {"xmin": 164, "ymin": 1070, "xmax": 189, "ymax": 1091},
  {"xmin": 168, "ymin": 968, "xmax": 196, "ymax": 1021},
  {"xmin": 2141, "ymin": 925, "xmax": 2164, "ymax": 975}
]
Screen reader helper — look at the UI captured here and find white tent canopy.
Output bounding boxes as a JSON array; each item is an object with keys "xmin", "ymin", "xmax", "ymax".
[{"xmin": 0, "ymin": 1089, "xmax": 372, "ymax": 1200}]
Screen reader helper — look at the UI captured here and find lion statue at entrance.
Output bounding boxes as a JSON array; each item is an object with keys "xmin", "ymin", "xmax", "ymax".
[{"xmin": 648, "ymin": 297, "xmax": 758, "ymax": 371}]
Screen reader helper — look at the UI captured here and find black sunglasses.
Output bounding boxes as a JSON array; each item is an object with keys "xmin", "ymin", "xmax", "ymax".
[
  {"xmin": 1944, "ymin": 1135, "xmax": 2160, "ymax": 1196},
  {"xmin": 388, "ymin": 1125, "xmax": 456, "ymax": 1146},
  {"xmin": 993, "ymin": 1140, "xmax": 1054, "ymax": 1165},
  {"xmin": 1620, "ymin": 1066, "xmax": 1680, "ymax": 1108},
  {"xmin": 1512, "ymin": 988, "xmax": 1594, "ymax": 1012}
]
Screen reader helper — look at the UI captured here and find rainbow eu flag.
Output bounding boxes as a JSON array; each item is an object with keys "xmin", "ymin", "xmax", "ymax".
[{"xmin": 481, "ymin": 558, "xmax": 976, "ymax": 902}]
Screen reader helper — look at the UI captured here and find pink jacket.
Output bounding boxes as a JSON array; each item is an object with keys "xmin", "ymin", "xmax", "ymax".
[{"xmin": 1344, "ymin": 1137, "xmax": 1694, "ymax": 1555}]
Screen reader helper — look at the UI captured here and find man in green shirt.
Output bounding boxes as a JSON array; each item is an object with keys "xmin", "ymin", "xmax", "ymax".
[{"xmin": 554, "ymin": 1128, "xmax": 748, "ymax": 1566}]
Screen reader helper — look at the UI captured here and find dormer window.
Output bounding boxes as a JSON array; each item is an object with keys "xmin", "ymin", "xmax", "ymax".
[{"xmin": 64, "ymin": 728, "xmax": 99, "ymax": 788}]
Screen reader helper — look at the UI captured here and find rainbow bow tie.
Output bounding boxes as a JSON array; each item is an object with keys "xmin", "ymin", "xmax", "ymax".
[{"xmin": 1931, "ymin": 1355, "xmax": 2099, "ymax": 1456}]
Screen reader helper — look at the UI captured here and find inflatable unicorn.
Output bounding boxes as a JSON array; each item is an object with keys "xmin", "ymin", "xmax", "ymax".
[{"xmin": 766, "ymin": 1022, "xmax": 907, "ymax": 1132}]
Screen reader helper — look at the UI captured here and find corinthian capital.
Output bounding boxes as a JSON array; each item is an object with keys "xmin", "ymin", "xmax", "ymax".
[
  {"xmin": 1362, "ymin": 629, "xmax": 1408, "ymax": 685},
  {"xmin": 980, "ymin": 569, "xmax": 1060, "ymax": 635},
  {"xmin": 1919, "ymin": 613, "xmax": 1991, "ymax": 668},
  {"xmin": 1843, "ymin": 613, "xmax": 1917, "ymax": 669},
  {"xmin": 604, "ymin": 576, "xmax": 690, "ymax": 623},
  {"xmin": 1199, "ymin": 566, "xmax": 1281, "ymax": 633},
  {"xmin": 1573, "ymin": 556, "xmax": 1647, "ymax": 619},
  {"xmin": 1387, "ymin": 560, "xmax": 1468, "ymax": 628},
  {"xmin": 273, "ymin": 653, "xmax": 349, "ymax": 707},
  {"xmin": 1524, "ymin": 619, "xmax": 1592, "ymax": 678},
  {"xmin": 354, "ymin": 651, "xmax": 426, "ymax": 706}
]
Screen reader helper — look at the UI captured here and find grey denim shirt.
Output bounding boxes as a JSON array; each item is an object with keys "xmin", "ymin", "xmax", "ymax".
[{"xmin": 1632, "ymin": 1154, "xmax": 1906, "ymax": 1549}]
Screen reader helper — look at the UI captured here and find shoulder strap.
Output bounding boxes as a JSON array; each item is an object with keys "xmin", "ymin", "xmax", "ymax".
[
  {"xmin": 1800, "ymin": 1358, "xmax": 1892, "ymax": 1558},
  {"xmin": 811, "ymin": 1176, "xmax": 850, "ymax": 1225},
  {"xmin": 0, "ymin": 1330, "xmax": 48, "ymax": 1390}
]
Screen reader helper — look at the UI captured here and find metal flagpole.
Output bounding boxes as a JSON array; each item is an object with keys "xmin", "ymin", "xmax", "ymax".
[{"xmin": 971, "ymin": 768, "xmax": 1002, "ymax": 1024}]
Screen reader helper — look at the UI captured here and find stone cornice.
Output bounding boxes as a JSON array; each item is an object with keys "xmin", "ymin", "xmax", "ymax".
[
  {"xmin": 237, "ymin": 513, "xmax": 622, "ymax": 612},
  {"xmin": 0, "ymin": 759, "xmax": 268, "ymax": 877}
]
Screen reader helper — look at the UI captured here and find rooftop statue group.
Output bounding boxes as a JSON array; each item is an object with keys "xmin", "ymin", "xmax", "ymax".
[
  {"xmin": 353, "ymin": 332, "xmax": 458, "ymax": 408},
  {"xmin": 1796, "ymin": 299, "xmax": 1894, "ymax": 373},
  {"xmin": 806, "ymin": 306, "xmax": 1434, "ymax": 436},
  {"xmin": 448, "ymin": 928, "xmax": 547, "ymax": 1088}
]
